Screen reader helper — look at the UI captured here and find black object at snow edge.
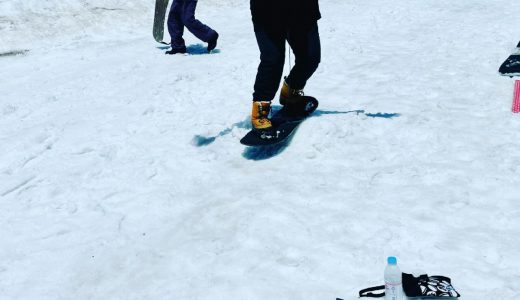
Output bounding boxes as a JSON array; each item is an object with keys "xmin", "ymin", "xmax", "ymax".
[{"xmin": 0, "ymin": 50, "xmax": 29, "ymax": 57}]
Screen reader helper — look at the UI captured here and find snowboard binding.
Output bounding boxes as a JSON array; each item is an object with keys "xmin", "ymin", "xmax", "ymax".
[{"xmin": 281, "ymin": 96, "xmax": 319, "ymax": 118}]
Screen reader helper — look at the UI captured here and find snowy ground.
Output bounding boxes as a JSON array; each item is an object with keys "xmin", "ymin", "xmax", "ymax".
[{"xmin": 1, "ymin": 0, "xmax": 520, "ymax": 299}]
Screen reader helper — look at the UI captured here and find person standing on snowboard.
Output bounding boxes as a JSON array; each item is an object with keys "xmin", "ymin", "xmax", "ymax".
[
  {"xmin": 250, "ymin": 0, "xmax": 321, "ymax": 133},
  {"xmin": 166, "ymin": 0, "xmax": 219, "ymax": 54}
]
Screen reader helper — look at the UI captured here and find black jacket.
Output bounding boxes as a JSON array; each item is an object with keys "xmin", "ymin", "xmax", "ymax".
[{"xmin": 250, "ymin": 0, "xmax": 321, "ymax": 31}]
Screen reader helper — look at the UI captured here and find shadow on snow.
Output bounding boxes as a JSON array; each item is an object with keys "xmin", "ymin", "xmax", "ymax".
[
  {"xmin": 0, "ymin": 49, "xmax": 29, "ymax": 57},
  {"xmin": 192, "ymin": 107, "xmax": 400, "ymax": 161},
  {"xmin": 242, "ymin": 109, "xmax": 400, "ymax": 161},
  {"xmin": 187, "ymin": 44, "xmax": 221, "ymax": 55},
  {"xmin": 156, "ymin": 43, "xmax": 220, "ymax": 55},
  {"xmin": 192, "ymin": 117, "xmax": 251, "ymax": 147}
]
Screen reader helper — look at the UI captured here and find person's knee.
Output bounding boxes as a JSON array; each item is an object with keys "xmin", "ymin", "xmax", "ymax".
[
  {"xmin": 296, "ymin": 51, "xmax": 320, "ymax": 73},
  {"xmin": 181, "ymin": 14, "xmax": 196, "ymax": 26},
  {"xmin": 308, "ymin": 37, "xmax": 321, "ymax": 64},
  {"xmin": 307, "ymin": 26, "xmax": 321, "ymax": 71},
  {"xmin": 307, "ymin": 50, "xmax": 321, "ymax": 71},
  {"xmin": 260, "ymin": 51, "xmax": 285, "ymax": 68}
]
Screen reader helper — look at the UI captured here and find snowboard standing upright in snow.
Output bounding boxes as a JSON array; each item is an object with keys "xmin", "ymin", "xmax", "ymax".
[
  {"xmin": 165, "ymin": 0, "xmax": 219, "ymax": 54},
  {"xmin": 243, "ymin": 0, "xmax": 322, "ymax": 145},
  {"xmin": 153, "ymin": 0, "xmax": 170, "ymax": 44}
]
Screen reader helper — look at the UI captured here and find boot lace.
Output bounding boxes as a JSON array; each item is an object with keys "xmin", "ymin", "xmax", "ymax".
[
  {"xmin": 293, "ymin": 89, "xmax": 305, "ymax": 97},
  {"xmin": 257, "ymin": 102, "xmax": 271, "ymax": 118}
]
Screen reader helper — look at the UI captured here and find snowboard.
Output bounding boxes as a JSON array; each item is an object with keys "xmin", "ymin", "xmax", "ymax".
[
  {"xmin": 240, "ymin": 97, "xmax": 319, "ymax": 146},
  {"xmin": 153, "ymin": 0, "xmax": 170, "ymax": 44},
  {"xmin": 499, "ymin": 41, "xmax": 520, "ymax": 77}
]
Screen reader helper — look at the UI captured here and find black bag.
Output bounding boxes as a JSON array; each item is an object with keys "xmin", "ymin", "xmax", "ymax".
[{"xmin": 359, "ymin": 273, "xmax": 460, "ymax": 299}]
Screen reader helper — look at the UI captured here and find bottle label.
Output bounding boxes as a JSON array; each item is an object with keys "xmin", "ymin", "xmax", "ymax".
[{"xmin": 385, "ymin": 282, "xmax": 402, "ymax": 300}]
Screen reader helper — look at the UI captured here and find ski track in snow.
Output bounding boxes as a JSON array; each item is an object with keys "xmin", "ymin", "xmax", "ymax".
[{"xmin": 1, "ymin": 0, "xmax": 520, "ymax": 299}]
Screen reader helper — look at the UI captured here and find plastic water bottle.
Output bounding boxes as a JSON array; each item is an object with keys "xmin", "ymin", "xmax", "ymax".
[{"xmin": 384, "ymin": 256, "xmax": 403, "ymax": 300}]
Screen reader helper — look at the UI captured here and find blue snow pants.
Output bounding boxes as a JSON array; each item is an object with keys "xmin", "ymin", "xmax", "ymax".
[{"xmin": 167, "ymin": 0, "xmax": 218, "ymax": 50}]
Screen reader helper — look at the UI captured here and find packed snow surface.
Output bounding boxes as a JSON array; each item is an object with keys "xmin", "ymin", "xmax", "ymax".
[{"xmin": 1, "ymin": 0, "xmax": 520, "ymax": 299}]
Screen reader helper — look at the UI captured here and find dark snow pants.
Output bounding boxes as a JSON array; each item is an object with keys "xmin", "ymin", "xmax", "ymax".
[
  {"xmin": 252, "ymin": 23, "xmax": 321, "ymax": 102},
  {"xmin": 167, "ymin": 0, "xmax": 218, "ymax": 50}
]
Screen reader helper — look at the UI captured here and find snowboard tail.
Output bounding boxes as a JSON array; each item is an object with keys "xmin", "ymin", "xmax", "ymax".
[
  {"xmin": 499, "ymin": 41, "xmax": 520, "ymax": 77},
  {"xmin": 153, "ymin": 0, "xmax": 170, "ymax": 44},
  {"xmin": 240, "ymin": 97, "xmax": 319, "ymax": 146}
]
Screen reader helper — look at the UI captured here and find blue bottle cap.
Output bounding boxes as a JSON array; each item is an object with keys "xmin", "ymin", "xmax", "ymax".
[{"xmin": 387, "ymin": 256, "xmax": 397, "ymax": 265}]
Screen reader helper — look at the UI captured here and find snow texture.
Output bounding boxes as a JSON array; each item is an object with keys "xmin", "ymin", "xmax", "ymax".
[{"xmin": 1, "ymin": 0, "xmax": 520, "ymax": 299}]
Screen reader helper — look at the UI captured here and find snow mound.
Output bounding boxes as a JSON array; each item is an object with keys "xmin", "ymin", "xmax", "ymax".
[{"xmin": 0, "ymin": 0, "xmax": 152, "ymax": 52}]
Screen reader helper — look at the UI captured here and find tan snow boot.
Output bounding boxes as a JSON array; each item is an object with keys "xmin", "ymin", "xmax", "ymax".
[
  {"xmin": 279, "ymin": 80, "xmax": 305, "ymax": 106},
  {"xmin": 251, "ymin": 101, "xmax": 272, "ymax": 130}
]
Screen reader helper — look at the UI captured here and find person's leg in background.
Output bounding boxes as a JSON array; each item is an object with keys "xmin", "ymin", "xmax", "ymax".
[{"xmin": 166, "ymin": 0, "xmax": 187, "ymax": 54}]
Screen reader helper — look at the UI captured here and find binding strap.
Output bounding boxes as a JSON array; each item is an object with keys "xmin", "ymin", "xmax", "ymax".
[{"xmin": 359, "ymin": 285, "xmax": 385, "ymax": 298}]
